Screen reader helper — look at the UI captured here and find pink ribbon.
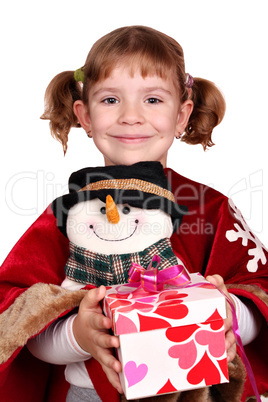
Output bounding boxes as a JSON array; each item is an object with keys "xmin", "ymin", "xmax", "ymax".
[{"xmin": 126, "ymin": 255, "xmax": 191, "ymax": 293}]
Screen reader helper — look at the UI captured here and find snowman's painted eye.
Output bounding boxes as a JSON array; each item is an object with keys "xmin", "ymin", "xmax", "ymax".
[
  {"xmin": 122, "ymin": 206, "xmax": 130, "ymax": 215},
  {"xmin": 100, "ymin": 207, "xmax": 106, "ymax": 214}
]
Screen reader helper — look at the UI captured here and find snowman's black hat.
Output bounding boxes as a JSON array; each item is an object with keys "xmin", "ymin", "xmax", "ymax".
[{"xmin": 51, "ymin": 161, "xmax": 187, "ymax": 237}]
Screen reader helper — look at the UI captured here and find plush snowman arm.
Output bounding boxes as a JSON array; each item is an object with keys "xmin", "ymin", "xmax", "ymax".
[{"xmin": 27, "ymin": 314, "xmax": 91, "ymax": 364}]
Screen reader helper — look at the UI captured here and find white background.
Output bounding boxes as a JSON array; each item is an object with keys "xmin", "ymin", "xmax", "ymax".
[{"xmin": 1, "ymin": 0, "xmax": 268, "ymax": 265}]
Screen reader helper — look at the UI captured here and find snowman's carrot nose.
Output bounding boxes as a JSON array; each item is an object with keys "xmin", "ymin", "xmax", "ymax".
[{"xmin": 106, "ymin": 195, "xmax": 120, "ymax": 224}]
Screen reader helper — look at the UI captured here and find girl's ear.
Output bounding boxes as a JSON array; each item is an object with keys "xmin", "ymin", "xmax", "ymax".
[
  {"xmin": 176, "ymin": 99, "xmax": 193, "ymax": 135},
  {"xmin": 73, "ymin": 100, "xmax": 91, "ymax": 133}
]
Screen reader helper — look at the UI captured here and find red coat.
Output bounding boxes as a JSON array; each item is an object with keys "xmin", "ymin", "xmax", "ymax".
[{"xmin": 1, "ymin": 168, "xmax": 268, "ymax": 401}]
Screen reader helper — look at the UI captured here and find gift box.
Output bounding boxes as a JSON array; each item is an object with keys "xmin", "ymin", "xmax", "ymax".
[{"xmin": 103, "ymin": 273, "xmax": 229, "ymax": 400}]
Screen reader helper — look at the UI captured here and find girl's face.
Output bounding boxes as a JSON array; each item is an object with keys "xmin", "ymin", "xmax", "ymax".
[{"xmin": 74, "ymin": 66, "xmax": 193, "ymax": 167}]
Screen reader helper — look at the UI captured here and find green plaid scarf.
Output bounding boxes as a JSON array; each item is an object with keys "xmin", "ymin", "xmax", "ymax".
[{"xmin": 64, "ymin": 238, "xmax": 178, "ymax": 287}]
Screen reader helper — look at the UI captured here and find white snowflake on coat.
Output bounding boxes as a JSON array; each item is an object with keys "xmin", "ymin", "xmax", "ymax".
[{"xmin": 226, "ymin": 199, "xmax": 267, "ymax": 272}]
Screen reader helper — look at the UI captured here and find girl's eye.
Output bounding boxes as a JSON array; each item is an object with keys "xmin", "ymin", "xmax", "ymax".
[
  {"xmin": 145, "ymin": 98, "xmax": 161, "ymax": 104},
  {"xmin": 100, "ymin": 207, "xmax": 106, "ymax": 214},
  {"xmin": 122, "ymin": 206, "xmax": 131, "ymax": 215},
  {"xmin": 102, "ymin": 98, "xmax": 118, "ymax": 104}
]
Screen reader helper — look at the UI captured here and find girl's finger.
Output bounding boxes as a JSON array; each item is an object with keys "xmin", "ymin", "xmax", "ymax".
[
  {"xmin": 88, "ymin": 311, "xmax": 112, "ymax": 331},
  {"xmin": 94, "ymin": 331, "xmax": 120, "ymax": 350},
  {"xmin": 82, "ymin": 286, "xmax": 106, "ymax": 311},
  {"xmin": 102, "ymin": 364, "xmax": 123, "ymax": 393}
]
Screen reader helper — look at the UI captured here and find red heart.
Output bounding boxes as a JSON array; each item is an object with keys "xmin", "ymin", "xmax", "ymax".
[
  {"xmin": 168, "ymin": 340, "xmax": 197, "ymax": 369},
  {"xmin": 157, "ymin": 379, "xmax": 178, "ymax": 394},
  {"xmin": 166, "ymin": 324, "xmax": 200, "ymax": 343},
  {"xmin": 202, "ymin": 309, "xmax": 224, "ymax": 330},
  {"xmin": 154, "ymin": 301, "xmax": 188, "ymax": 319},
  {"xmin": 217, "ymin": 357, "xmax": 229, "ymax": 380},
  {"xmin": 138, "ymin": 313, "xmax": 171, "ymax": 332},
  {"xmin": 187, "ymin": 351, "xmax": 221, "ymax": 386}
]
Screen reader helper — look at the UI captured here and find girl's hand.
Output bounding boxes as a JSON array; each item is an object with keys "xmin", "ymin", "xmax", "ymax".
[
  {"xmin": 73, "ymin": 285, "xmax": 123, "ymax": 393},
  {"xmin": 206, "ymin": 274, "xmax": 236, "ymax": 363}
]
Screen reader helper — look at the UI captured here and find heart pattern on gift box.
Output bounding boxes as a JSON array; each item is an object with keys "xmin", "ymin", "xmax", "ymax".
[
  {"xmin": 136, "ymin": 296, "xmax": 157, "ymax": 303},
  {"xmin": 138, "ymin": 313, "xmax": 171, "ymax": 332},
  {"xmin": 187, "ymin": 351, "xmax": 221, "ymax": 386},
  {"xmin": 154, "ymin": 300, "xmax": 188, "ymax": 319},
  {"xmin": 166, "ymin": 324, "xmax": 200, "ymax": 343},
  {"xmin": 109, "ymin": 299, "xmax": 132, "ymax": 310},
  {"xmin": 124, "ymin": 361, "xmax": 148, "ymax": 387},
  {"xmin": 157, "ymin": 379, "xmax": 178, "ymax": 394},
  {"xmin": 168, "ymin": 340, "xmax": 197, "ymax": 369},
  {"xmin": 158, "ymin": 290, "xmax": 188, "ymax": 302},
  {"xmin": 195, "ymin": 330, "xmax": 225, "ymax": 358},
  {"xmin": 116, "ymin": 314, "xmax": 138, "ymax": 334},
  {"xmin": 202, "ymin": 309, "xmax": 224, "ymax": 330},
  {"xmin": 217, "ymin": 357, "xmax": 229, "ymax": 380}
]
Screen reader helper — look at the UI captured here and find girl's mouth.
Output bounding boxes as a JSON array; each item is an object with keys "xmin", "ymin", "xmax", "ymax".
[{"xmin": 112, "ymin": 135, "xmax": 152, "ymax": 144}]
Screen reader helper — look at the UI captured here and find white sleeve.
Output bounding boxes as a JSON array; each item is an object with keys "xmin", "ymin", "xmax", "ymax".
[
  {"xmin": 231, "ymin": 295, "xmax": 263, "ymax": 346},
  {"xmin": 27, "ymin": 314, "xmax": 91, "ymax": 364}
]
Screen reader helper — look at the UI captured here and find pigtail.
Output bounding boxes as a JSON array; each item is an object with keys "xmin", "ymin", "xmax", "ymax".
[
  {"xmin": 41, "ymin": 71, "xmax": 82, "ymax": 154},
  {"xmin": 182, "ymin": 78, "xmax": 226, "ymax": 150}
]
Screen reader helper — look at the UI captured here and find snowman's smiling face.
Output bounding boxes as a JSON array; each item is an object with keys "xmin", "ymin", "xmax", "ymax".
[
  {"xmin": 66, "ymin": 198, "xmax": 173, "ymax": 254},
  {"xmin": 89, "ymin": 204, "xmax": 139, "ymax": 242}
]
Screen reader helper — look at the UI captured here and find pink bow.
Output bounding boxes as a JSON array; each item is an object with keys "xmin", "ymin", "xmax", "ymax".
[{"xmin": 127, "ymin": 255, "xmax": 190, "ymax": 293}]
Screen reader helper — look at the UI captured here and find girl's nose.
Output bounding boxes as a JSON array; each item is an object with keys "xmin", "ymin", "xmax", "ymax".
[
  {"xmin": 106, "ymin": 195, "xmax": 120, "ymax": 224},
  {"xmin": 119, "ymin": 102, "xmax": 145, "ymax": 125}
]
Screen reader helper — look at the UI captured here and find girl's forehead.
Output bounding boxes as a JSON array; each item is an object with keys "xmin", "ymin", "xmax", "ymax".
[
  {"xmin": 107, "ymin": 58, "xmax": 172, "ymax": 78},
  {"xmin": 89, "ymin": 67, "xmax": 179, "ymax": 99},
  {"xmin": 107, "ymin": 65, "xmax": 164, "ymax": 79},
  {"xmin": 93, "ymin": 63, "xmax": 178, "ymax": 90},
  {"xmin": 87, "ymin": 50, "xmax": 177, "ymax": 83}
]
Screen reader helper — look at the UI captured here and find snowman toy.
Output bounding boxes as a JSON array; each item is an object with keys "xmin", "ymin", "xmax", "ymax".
[{"xmin": 51, "ymin": 161, "xmax": 188, "ymax": 291}]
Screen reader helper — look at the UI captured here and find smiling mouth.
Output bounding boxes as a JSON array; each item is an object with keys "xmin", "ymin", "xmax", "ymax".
[
  {"xmin": 90, "ymin": 224, "xmax": 138, "ymax": 242},
  {"xmin": 112, "ymin": 135, "xmax": 153, "ymax": 144}
]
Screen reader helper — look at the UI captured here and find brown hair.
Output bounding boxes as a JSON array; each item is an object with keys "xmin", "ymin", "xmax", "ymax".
[{"xmin": 41, "ymin": 25, "xmax": 225, "ymax": 153}]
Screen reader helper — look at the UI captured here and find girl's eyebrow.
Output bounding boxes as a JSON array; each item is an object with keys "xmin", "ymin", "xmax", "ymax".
[
  {"xmin": 143, "ymin": 87, "xmax": 173, "ymax": 95},
  {"xmin": 92, "ymin": 88, "xmax": 119, "ymax": 97},
  {"xmin": 92, "ymin": 86, "xmax": 173, "ymax": 97}
]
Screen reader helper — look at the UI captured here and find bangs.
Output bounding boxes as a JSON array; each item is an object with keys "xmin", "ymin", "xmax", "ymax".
[
  {"xmin": 90, "ymin": 45, "xmax": 176, "ymax": 82},
  {"xmin": 82, "ymin": 26, "xmax": 186, "ymax": 101}
]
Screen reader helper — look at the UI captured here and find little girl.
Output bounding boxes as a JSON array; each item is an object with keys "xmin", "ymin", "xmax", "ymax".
[{"xmin": 0, "ymin": 26, "xmax": 267, "ymax": 402}]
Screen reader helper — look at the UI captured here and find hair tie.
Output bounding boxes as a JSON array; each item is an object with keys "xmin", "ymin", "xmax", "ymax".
[
  {"xmin": 74, "ymin": 68, "xmax": 85, "ymax": 84},
  {"xmin": 185, "ymin": 73, "xmax": 194, "ymax": 88}
]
